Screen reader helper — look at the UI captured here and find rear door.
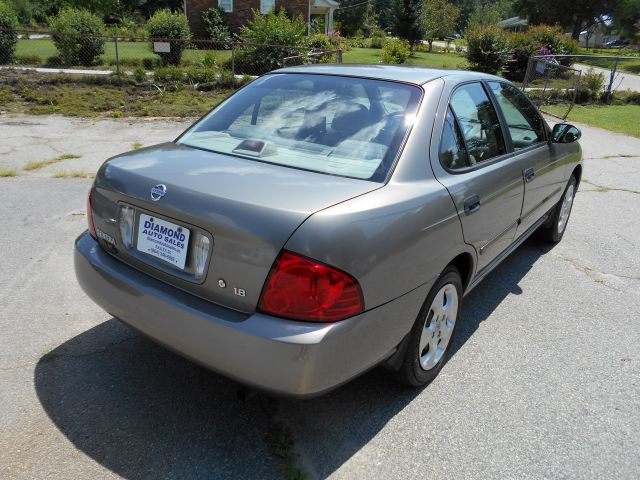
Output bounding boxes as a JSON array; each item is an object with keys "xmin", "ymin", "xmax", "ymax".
[
  {"xmin": 430, "ymin": 81, "xmax": 525, "ymax": 272},
  {"xmin": 486, "ymin": 81, "xmax": 566, "ymax": 233}
]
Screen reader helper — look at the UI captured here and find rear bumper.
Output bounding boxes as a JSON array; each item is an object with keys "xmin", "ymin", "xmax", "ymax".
[{"xmin": 74, "ymin": 232, "xmax": 428, "ymax": 397}]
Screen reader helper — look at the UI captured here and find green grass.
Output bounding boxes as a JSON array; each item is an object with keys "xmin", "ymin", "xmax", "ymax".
[
  {"xmin": 575, "ymin": 47, "xmax": 640, "ymax": 75},
  {"xmin": 544, "ymin": 103, "xmax": 640, "ymax": 138},
  {"xmin": 24, "ymin": 153, "xmax": 81, "ymax": 171},
  {"xmin": 0, "ymin": 168, "xmax": 18, "ymax": 177},
  {"xmin": 343, "ymin": 47, "xmax": 467, "ymax": 69},
  {"xmin": 15, "ymin": 38, "xmax": 232, "ymax": 68}
]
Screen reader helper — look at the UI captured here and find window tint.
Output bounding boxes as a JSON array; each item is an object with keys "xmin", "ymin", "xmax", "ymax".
[
  {"xmin": 488, "ymin": 81, "xmax": 545, "ymax": 149},
  {"xmin": 440, "ymin": 108, "xmax": 469, "ymax": 170},
  {"xmin": 450, "ymin": 83, "xmax": 506, "ymax": 165}
]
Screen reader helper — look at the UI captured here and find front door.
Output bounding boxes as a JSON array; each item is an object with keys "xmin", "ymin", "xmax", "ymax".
[{"xmin": 431, "ymin": 82, "xmax": 525, "ymax": 272}]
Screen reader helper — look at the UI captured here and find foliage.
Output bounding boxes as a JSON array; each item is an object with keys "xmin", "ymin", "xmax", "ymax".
[
  {"xmin": 513, "ymin": 0, "xmax": 619, "ymax": 39},
  {"xmin": 49, "ymin": 8, "xmax": 105, "ymax": 66},
  {"xmin": 421, "ymin": 0, "xmax": 460, "ymax": 51},
  {"xmin": 0, "ymin": 2, "xmax": 19, "ymax": 64},
  {"xmin": 336, "ymin": 0, "xmax": 380, "ymax": 37},
  {"xmin": 503, "ymin": 25, "xmax": 579, "ymax": 81},
  {"xmin": 202, "ymin": 6, "xmax": 231, "ymax": 43},
  {"xmin": 393, "ymin": 0, "xmax": 423, "ymax": 44},
  {"xmin": 146, "ymin": 9, "xmax": 191, "ymax": 66},
  {"xmin": 466, "ymin": 1, "xmax": 504, "ymax": 29},
  {"xmin": 614, "ymin": 0, "xmax": 640, "ymax": 39},
  {"xmin": 381, "ymin": 37, "xmax": 411, "ymax": 64},
  {"xmin": 237, "ymin": 9, "xmax": 306, "ymax": 75},
  {"xmin": 465, "ymin": 25, "xmax": 509, "ymax": 74},
  {"xmin": 580, "ymin": 68, "xmax": 605, "ymax": 101}
]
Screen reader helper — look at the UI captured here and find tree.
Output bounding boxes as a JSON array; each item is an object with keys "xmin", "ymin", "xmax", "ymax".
[
  {"xmin": 614, "ymin": 0, "xmax": 640, "ymax": 39},
  {"xmin": 421, "ymin": 0, "xmax": 460, "ymax": 50},
  {"xmin": 514, "ymin": 0, "xmax": 620, "ymax": 39},
  {"xmin": 393, "ymin": 0, "xmax": 423, "ymax": 44}
]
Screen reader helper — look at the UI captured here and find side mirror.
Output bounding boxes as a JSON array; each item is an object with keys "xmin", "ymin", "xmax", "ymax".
[{"xmin": 552, "ymin": 123, "xmax": 581, "ymax": 143}]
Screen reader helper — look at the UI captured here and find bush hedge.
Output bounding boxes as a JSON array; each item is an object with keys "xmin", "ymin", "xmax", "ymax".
[
  {"xmin": 381, "ymin": 38, "xmax": 411, "ymax": 64},
  {"xmin": 147, "ymin": 9, "xmax": 192, "ymax": 66},
  {"xmin": 0, "ymin": 2, "xmax": 18, "ymax": 65},
  {"xmin": 465, "ymin": 25, "xmax": 510, "ymax": 74},
  {"xmin": 202, "ymin": 6, "xmax": 231, "ymax": 43},
  {"xmin": 236, "ymin": 9, "xmax": 307, "ymax": 75},
  {"xmin": 49, "ymin": 8, "xmax": 105, "ymax": 67},
  {"xmin": 504, "ymin": 25, "xmax": 580, "ymax": 82}
]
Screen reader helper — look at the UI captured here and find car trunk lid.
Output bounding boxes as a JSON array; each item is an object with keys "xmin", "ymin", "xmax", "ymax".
[{"xmin": 90, "ymin": 142, "xmax": 381, "ymax": 313}]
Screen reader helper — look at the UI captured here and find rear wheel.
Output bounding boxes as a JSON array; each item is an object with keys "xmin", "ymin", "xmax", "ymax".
[
  {"xmin": 538, "ymin": 175, "xmax": 577, "ymax": 243},
  {"xmin": 396, "ymin": 266, "xmax": 462, "ymax": 387}
]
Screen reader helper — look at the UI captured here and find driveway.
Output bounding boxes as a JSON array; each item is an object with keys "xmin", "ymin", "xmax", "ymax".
[{"xmin": 1, "ymin": 114, "xmax": 639, "ymax": 479}]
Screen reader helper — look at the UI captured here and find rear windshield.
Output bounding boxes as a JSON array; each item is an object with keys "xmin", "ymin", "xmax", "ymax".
[{"xmin": 178, "ymin": 73, "xmax": 422, "ymax": 182}]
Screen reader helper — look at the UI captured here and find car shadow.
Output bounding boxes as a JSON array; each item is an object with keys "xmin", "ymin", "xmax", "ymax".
[{"xmin": 35, "ymin": 239, "xmax": 551, "ymax": 480}]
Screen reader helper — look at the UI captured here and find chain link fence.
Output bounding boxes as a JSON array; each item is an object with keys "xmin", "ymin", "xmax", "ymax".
[
  {"xmin": 1, "ymin": 28, "xmax": 342, "ymax": 84},
  {"xmin": 522, "ymin": 54, "xmax": 640, "ymax": 120}
]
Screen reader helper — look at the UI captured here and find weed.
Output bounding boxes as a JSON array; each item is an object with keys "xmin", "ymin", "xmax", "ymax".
[
  {"xmin": 24, "ymin": 154, "xmax": 81, "ymax": 171},
  {"xmin": 0, "ymin": 168, "xmax": 18, "ymax": 177},
  {"xmin": 132, "ymin": 142, "xmax": 143, "ymax": 150},
  {"xmin": 52, "ymin": 170, "xmax": 95, "ymax": 178}
]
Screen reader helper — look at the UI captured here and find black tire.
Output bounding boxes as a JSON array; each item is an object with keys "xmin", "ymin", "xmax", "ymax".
[
  {"xmin": 396, "ymin": 266, "xmax": 463, "ymax": 387},
  {"xmin": 538, "ymin": 175, "xmax": 577, "ymax": 243}
]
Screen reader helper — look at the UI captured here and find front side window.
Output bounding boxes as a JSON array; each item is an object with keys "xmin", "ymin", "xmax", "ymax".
[
  {"xmin": 178, "ymin": 74, "xmax": 422, "ymax": 182},
  {"xmin": 218, "ymin": 0, "xmax": 233, "ymax": 13},
  {"xmin": 488, "ymin": 81, "xmax": 545, "ymax": 150},
  {"xmin": 450, "ymin": 83, "xmax": 506, "ymax": 165},
  {"xmin": 260, "ymin": 0, "xmax": 275, "ymax": 13}
]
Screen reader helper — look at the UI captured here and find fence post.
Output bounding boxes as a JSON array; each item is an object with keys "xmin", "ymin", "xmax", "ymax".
[
  {"xmin": 606, "ymin": 57, "xmax": 618, "ymax": 103},
  {"xmin": 337, "ymin": 48, "xmax": 343, "ymax": 64},
  {"xmin": 114, "ymin": 35, "xmax": 121, "ymax": 82},
  {"xmin": 231, "ymin": 42, "xmax": 236, "ymax": 76}
]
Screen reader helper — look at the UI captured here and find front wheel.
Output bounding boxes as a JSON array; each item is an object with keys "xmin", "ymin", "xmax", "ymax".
[
  {"xmin": 396, "ymin": 266, "xmax": 463, "ymax": 387},
  {"xmin": 538, "ymin": 175, "xmax": 577, "ymax": 243}
]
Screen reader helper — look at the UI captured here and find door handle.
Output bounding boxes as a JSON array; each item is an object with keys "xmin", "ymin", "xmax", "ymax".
[
  {"xmin": 524, "ymin": 167, "xmax": 535, "ymax": 183},
  {"xmin": 463, "ymin": 195, "xmax": 481, "ymax": 215}
]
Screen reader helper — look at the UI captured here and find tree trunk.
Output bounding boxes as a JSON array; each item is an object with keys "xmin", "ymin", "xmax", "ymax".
[
  {"xmin": 428, "ymin": 39, "xmax": 433, "ymax": 52},
  {"xmin": 571, "ymin": 17, "xmax": 584, "ymax": 40}
]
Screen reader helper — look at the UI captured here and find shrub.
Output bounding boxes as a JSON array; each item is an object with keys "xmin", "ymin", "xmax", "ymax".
[
  {"xmin": 49, "ymin": 8, "xmax": 105, "ymax": 66},
  {"xmin": 369, "ymin": 32, "xmax": 385, "ymax": 49},
  {"xmin": 0, "ymin": 2, "xmax": 18, "ymax": 65},
  {"xmin": 381, "ymin": 38, "xmax": 411, "ymax": 64},
  {"xmin": 14, "ymin": 53, "xmax": 42, "ymax": 65},
  {"xmin": 147, "ymin": 9, "xmax": 191, "ymax": 66},
  {"xmin": 307, "ymin": 33, "xmax": 331, "ymax": 50},
  {"xmin": 581, "ymin": 68, "xmax": 605, "ymax": 101},
  {"xmin": 237, "ymin": 9, "xmax": 307, "ymax": 75},
  {"xmin": 153, "ymin": 65, "xmax": 184, "ymax": 83},
  {"xmin": 133, "ymin": 67, "xmax": 147, "ymax": 82},
  {"xmin": 504, "ymin": 25, "xmax": 580, "ymax": 81},
  {"xmin": 202, "ymin": 6, "xmax": 231, "ymax": 43},
  {"xmin": 465, "ymin": 25, "xmax": 509, "ymax": 74}
]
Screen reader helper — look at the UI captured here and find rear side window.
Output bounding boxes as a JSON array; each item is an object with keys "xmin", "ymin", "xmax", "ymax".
[
  {"xmin": 488, "ymin": 81, "xmax": 545, "ymax": 150},
  {"xmin": 449, "ymin": 83, "xmax": 506, "ymax": 165},
  {"xmin": 440, "ymin": 108, "xmax": 469, "ymax": 170}
]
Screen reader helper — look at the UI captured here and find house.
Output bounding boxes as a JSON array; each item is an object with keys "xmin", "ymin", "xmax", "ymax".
[{"xmin": 184, "ymin": 0, "xmax": 339, "ymax": 38}]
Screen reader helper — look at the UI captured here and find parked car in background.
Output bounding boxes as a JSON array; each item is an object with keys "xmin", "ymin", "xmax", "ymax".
[{"xmin": 75, "ymin": 65, "xmax": 583, "ymax": 397}]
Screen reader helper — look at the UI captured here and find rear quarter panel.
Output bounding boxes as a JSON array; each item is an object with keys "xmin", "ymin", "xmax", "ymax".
[{"xmin": 285, "ymin": 78, "xmax": 475, "ymax": 315}]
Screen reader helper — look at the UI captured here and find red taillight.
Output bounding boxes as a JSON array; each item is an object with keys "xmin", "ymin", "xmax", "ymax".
[
  {"xmin": 87, "ymin": 189, "xmax": 97, "ymax": 240},
  {"xmin": 258, "ymin": 251, "xmax": 364, "ymax": 322}
]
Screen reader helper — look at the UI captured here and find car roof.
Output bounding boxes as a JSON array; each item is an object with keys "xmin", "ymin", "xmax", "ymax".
[{"xmin": 273, "ymin": 64, "xmax": 500, "ymax": 85}]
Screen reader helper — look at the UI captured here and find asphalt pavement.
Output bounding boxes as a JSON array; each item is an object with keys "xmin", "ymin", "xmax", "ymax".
[{"xmin": 1, "ymin": 114, "xmax": 639, "ymax": 479}]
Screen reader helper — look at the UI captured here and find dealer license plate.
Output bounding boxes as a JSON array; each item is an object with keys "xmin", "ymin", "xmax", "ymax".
[{"xmin": 137, "ymin": 213, "xmax": 190, "ymax": 269}]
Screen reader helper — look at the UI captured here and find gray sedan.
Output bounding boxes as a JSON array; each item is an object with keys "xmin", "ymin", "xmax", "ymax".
[{"xmin": 75, "ymin": 65, "xmax": 582, "ymax": 396}]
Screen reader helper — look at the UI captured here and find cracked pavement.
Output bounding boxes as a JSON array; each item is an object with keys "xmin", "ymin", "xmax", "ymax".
[{"xmin": 1, "ymin": 114, "xmax": 639, "ymax": 479}]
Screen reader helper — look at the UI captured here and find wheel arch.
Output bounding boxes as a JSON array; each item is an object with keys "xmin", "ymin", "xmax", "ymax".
[
  {"xmin": 572, "ymin": 164, "xmax": 582, "ymax": 187},
  {"xmin": 448, "ymin": 251, "xmax": 474, "ymax": 292}
]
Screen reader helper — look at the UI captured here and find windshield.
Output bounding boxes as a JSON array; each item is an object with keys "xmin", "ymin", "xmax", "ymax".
[{"xmin": 178, "ymin": 73, "xmax": 422, "ymax": 182}]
